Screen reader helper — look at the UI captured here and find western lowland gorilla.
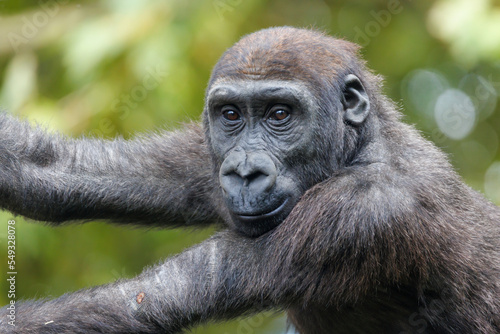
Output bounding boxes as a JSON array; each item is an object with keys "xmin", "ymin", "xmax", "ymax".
[{"xmin": 0, "ymin": 27, "xmax": 499, "ymax": 334}]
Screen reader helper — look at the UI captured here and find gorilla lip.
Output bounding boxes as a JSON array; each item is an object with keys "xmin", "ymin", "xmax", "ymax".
[{"xmin": 235, "ymin": 199, "xmax": 289, "ymax": 222}]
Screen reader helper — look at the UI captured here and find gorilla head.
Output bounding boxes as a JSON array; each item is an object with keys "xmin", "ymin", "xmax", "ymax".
[{"xmin": 203, "ymin": 27, "xmax": 372, "ymax": 237}]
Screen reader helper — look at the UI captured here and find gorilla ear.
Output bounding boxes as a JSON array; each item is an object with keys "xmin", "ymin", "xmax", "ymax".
[{"xmin": 341, "ymin": 74, "xmax": 370, "ymax": 125}]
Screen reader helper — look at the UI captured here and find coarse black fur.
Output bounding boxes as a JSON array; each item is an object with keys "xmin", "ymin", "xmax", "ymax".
[{"xmin": 0, "ymin": 27, "xmax": 499, "ymax": 333}]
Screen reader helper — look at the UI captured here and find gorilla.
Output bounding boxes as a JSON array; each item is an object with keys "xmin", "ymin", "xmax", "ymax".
[{"xmin": 0, "ymin": 27, "xmax": 499, "ymax": 334}]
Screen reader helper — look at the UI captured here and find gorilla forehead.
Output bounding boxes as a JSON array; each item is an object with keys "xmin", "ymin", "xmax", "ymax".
[
  {"xmin": 206, "ymin": 79, "xmax": 316, "ymax": 109},
  {"xmin": 208, "ymin": 26, "xmax": 361, "ymax": 87}
]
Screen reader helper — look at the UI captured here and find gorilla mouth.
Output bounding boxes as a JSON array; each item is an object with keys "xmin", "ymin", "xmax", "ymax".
[{"xmin": 235, "ymin": 199, "xmax": 289, "ymax": 223}]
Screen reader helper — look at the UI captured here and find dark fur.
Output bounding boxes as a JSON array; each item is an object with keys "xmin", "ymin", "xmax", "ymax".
[{"xmin": 0, "ymin": 27, "xmax": 499, "ymax": 333}]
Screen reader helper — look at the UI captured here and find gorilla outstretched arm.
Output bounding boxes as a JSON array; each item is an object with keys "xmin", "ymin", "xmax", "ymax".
[
  {"xmin": 0, "ymin": 113, "xmax": 218, "ymax": 227},
  {"xmin": 1, "ymin": 231, "xmax": 263, "ymax": 334}
]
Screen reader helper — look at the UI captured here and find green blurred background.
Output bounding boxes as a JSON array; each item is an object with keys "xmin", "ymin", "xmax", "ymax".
[{"xmin": 0, "ymin": 0, "xmax": 499, "ymax": 333}]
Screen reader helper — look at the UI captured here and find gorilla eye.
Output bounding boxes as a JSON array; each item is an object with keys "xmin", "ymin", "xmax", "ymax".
[
  {"xmin": 222, "ymin": 107, "xmax": 241, "ymax": 121},
  {"xmin": 268, "ymin": 105, "xmax": 291, "ymax": 122}
]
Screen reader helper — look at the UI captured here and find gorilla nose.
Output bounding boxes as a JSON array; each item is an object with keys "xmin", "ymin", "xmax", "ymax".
[{"xmin": 220, "ymin": 150, "xmax": 277, "ymax": 196}]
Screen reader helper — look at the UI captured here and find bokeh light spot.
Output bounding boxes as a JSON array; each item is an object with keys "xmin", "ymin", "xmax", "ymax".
[{"xmin": 434, "ymin": 88, "xmax": 475, "ymax": 140}]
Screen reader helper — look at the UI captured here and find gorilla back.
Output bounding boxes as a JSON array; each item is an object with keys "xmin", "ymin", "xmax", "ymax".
[{"xmin": 0, "ymin": 27, "xmax": 499, "ymax": 334}]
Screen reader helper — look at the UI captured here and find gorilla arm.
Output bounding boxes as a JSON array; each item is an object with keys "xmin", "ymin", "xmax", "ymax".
[
  {"xmin": 0, "ymin": 113, "xmax": 219, "ymax": 227},
  {"xmin": 4, "ymin": 162, "xmax": 497, "ymax": 333},
  {"xmin": 0, "ymin": 231, "xmax": 267, "ymax": 334}
]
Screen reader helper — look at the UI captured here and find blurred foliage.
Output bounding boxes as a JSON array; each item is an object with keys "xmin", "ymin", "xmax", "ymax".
[{"xmin": 0, "ymin": 0, "xmax": 499, "ymax": 333}]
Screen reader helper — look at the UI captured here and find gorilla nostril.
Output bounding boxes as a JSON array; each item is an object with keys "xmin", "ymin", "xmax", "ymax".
[
  {"xmin": 244, "ymin": 171, "xmax": 275, "ymax": 193},
  {"xmin": 244, "ymin": 171, "xmax": 267, "ymax": 186}
]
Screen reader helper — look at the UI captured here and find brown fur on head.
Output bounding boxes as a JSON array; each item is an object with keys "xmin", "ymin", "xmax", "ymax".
[{"xmin": 207, "ymin": 27, "xmax": 364, "ymax": 89}]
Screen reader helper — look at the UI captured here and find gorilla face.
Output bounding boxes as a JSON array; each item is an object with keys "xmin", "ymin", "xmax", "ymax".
[
  {"xmin": 205, "ymin": 76, "xmax": 369, "ymax": 237},
  {"xmin": 206, "ymin": 80, "xmax": 319, "ymax": 237}
]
